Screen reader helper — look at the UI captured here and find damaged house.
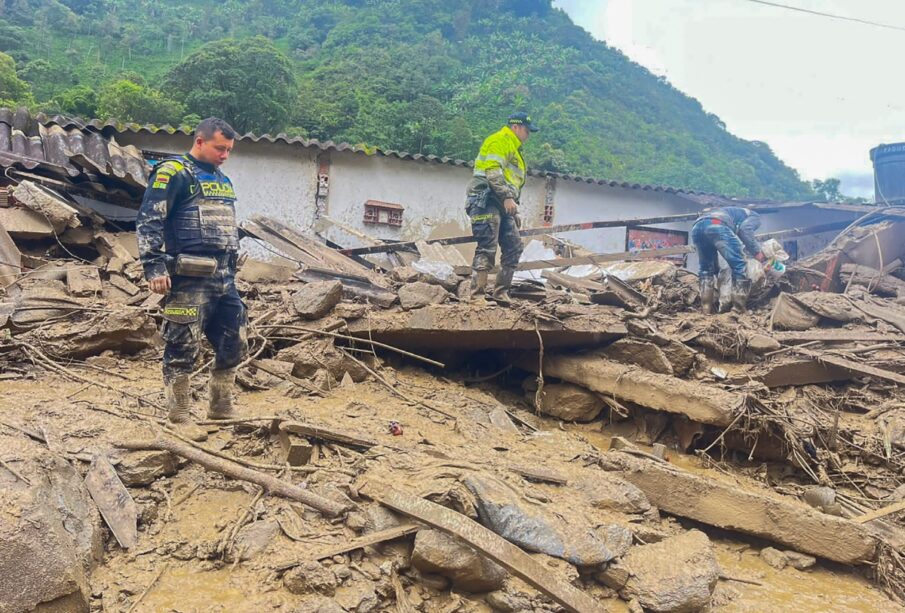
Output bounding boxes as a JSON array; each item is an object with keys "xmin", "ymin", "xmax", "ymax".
[{"xmin": 3, "ymin": 106, "xmax": 905, "ymax": 612}]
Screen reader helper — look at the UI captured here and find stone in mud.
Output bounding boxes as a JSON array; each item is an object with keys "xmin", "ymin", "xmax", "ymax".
[
  {"xmin": 535, "ymin": 382, "xmax": 604, "ymax": 422},
  {"xmin": 0, "ymin": 457, "xmax": 103, "ymax": 613},
  {"xmin": 598, "ymin": 530, "xmax": 719, "ymax": 613},
  {"xmin": 601, "ymin": 338, "xmax": 674, "ymax": 375},
  {"xmin": 290, "ymin": 597, "xmax": 346, "ymax": 613},
  {"xmin": 576, "ymin": 473, "xmax": 651, "ymax": 514},
  {"xmin": 292, "ymin": 281, "xmax": 343, "ymax": 320},
  {"xmin": 362, "ymin": 504, "xmax": 406, "ymax": 534},
  {"xmin": 283, "ymin": 561, "xmax": 339, "ymax": 596},
  {"xmin": 234, "ymin": 519, "xmax": 281, "ymax": 560},
  {"xmin": 277, "ymin": 338, "xmax": 369, "ymax": 382},
  {"xmin": 115, "ymin": 450, "xmax": 179, "ymax": 487},
  {"xmin": 747, "ymin": 334, "xmax": 781, "ymax": 354},
  {"xmin": 397, "ymin": 282, "xmax": 449, "ymax": 311},
  {"xmin": 485, "ymin": 590, "xmax": 534, "ymax": 612},
  {"xmin": 760, "ymin": 546, "xmax": 788, "ymax": 570},
  {"xmin": 783, "ymin": 550, "xmax": 816, "ymax": 570},
  {"xmin": 464, "ymin": 474, "xmax": 614, "ymax": 566},
  {"xmin": 598, "ymin": 524, "xmax": 634, "ymax": 559},
  {"xmin": 411, "ymin": 529, "xmax": 507, "ymax": 592},
  {"xmin": 390, "ymin": 266, "xmax": 421, "ymax": 284},
  {"xmin": 334, "ymin": 582, "xmax": 380, "ymax": 612}
]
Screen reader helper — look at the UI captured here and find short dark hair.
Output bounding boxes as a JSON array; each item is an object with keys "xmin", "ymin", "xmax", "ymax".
[{"xmin": 195, "ymin": 117, "xmax": 236, "ymax": 141}]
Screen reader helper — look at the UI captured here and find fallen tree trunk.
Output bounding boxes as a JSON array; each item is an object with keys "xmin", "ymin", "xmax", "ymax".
[
  {"xmin": 521, "ymin": 351, "xmax": 744, "ymax": 426},
  {"xmin": 117, "ymin": 435, "xmax": 351, "ymax": 517},
  {"xmin": 601, "ymin": 451, "xmax": 878, "ymax": 564}
]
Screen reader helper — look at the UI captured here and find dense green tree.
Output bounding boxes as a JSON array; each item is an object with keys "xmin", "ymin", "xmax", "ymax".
[
  {"xmin": 164, "ymin": 36, "xmax": 296, "ymax": 133},
  {"xmin": 0, "ymin": 0, "xmax": 815, "ymax": 200},
  {"xmin": 51, "ymin": 84, "xmax": 98, "ymax": 117},
  {"xmin": 96, "ymin": 79, "xmax": 186, "ymax": 124},
  {"xmin": 0, "ymin": 51, "xmax": 33, "ymax": 107}
]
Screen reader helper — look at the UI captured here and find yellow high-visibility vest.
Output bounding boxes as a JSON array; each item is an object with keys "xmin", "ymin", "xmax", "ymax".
[{"xmin": 473, "ymin": 125, "xmax": 526, "ymax": 198}]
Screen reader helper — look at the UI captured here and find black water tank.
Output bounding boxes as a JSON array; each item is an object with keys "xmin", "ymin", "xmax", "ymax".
[{"xmin": 871, "ymin": 142, "xmax": 905, "ymax": 204}]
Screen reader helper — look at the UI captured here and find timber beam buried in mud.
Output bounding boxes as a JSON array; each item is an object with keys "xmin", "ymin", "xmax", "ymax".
[
  {"xmin": 601, "ymin": 451, "xmax": 879, "ymax": 565},
  {"xmin": 522, "ymin": 351, "xmax": 744, "ymax": 426}
]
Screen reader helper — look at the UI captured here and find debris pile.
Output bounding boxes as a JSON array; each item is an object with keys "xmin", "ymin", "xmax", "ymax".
[{"xmin": 3, "ymin": 185, "xmax": 905, "ymax": 611}]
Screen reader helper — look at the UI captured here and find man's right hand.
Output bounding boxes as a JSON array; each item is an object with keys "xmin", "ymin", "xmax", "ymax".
[
  {"xmin": 149, "ymin": 275, "xmax": 171, "ymax": 295},
  {"xmin": 503, "ymin": 198, "xmax": 518, "ymax": 215}
]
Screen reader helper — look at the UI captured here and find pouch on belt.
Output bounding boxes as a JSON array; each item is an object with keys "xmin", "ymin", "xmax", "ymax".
[{"xmin": 174, "ymin": 254, "xmax": 218, "ymax": 277}]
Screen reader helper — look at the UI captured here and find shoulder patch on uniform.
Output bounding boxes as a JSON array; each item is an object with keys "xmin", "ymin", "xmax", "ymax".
[{"xmin": 155, "ymin": 160, "xmax": 185, "ymax": 178}]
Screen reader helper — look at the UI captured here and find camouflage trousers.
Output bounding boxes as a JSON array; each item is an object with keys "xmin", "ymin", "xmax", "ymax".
[
  {"xmin": 467, "ymin": 192, "xmax": 523, "ymax": 271},
  {"xmin": 160, "ymin": 255, "xmax": 247, "ymax": 382}
]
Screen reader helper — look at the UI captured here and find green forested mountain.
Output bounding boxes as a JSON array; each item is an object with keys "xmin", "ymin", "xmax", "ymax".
[{"xmin": 0, "ymin": 0, "xmax": 813, "ymax": 199}]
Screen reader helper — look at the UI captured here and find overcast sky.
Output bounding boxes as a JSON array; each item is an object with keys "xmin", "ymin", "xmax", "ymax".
[{"xmin": 553, "ymin": 0, "xmax": 905, "ymax": 197}]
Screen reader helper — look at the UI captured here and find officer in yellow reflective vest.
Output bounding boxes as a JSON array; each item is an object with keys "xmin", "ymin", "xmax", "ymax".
[{"xmin": 465, "ymin": 112, "xmax": 538, "ymax": 304}]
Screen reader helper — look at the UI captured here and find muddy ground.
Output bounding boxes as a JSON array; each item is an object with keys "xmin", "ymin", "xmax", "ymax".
[{"xmin": 1, "ymin": 351, "xmax": 901, "ymax": 613}]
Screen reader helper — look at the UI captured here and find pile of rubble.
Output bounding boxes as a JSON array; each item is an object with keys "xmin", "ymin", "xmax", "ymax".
[{"xmin": 3, "ymin": 174, "xmax": 905, "ymax": 612}]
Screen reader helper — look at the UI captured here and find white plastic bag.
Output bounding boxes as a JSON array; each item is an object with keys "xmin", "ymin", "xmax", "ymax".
[{"xmin": 746, "ymin": 258, "xmax": 765, "ymax": 284}]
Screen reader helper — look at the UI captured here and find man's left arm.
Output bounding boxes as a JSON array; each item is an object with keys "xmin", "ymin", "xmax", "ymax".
[{"xmin": 737, "ymin": 213, "xmax": 763, "ymax": 257}]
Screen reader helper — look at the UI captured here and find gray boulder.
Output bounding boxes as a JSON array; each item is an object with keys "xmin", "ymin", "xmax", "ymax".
[
  {"xmin": 397, "ymin": 282, "xmax": 449, "ymax": 310},
  {"xmin": 597, "ymin": 530, "xmax": 719, "ymax": 613},
  {"xmin": 0, "ymin": 457, "xmax": 103, "ymax": 613},
  {"xmin": 292, "ymin": 280, "xmax": 343, "ymax": 320},
  {"xmin": 412, "ymin": 529, "xmax": 506, "ymax": 592},
  {"xmin": 535, "ymin": 383, "xmax": 604, "ymax": 422},
  {"xmin": 115, "ymin": 450, "xmax": 179, "ymax": 486},
  {"xmin": 283, "ymin": 561, "xmax": 339, "ymax": 596},
  {"xmin": 577, "ymin": 473, "xmax": 651, "ymax": 514}
]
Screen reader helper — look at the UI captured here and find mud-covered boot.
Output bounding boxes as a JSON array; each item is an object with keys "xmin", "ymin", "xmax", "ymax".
[
  {"xmin": 699, "ymin": 276, "xmax": 716, "ymax": 315},
  {"xmin": 731, "ymin": 278, "xmax": 752, "ymax": 313},
  {"xmin": 208, "ymin": 367, "xmax": 238, "ymax": 420},
  {"xmin": 491, "ymin": 267, "xmax": 516, "ymax": 306},
  {"xmin": 165, "ymin": 374, "xmax": 207, "ymax": 441},
  {"xmin": 468, "ymin": 270, "xmax": 488, "ymax": 303}
]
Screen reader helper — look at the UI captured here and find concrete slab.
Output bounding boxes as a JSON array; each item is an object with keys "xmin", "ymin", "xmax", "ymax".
[{"xmin": 346, "ymin": 304, "xmax": 627, "ymax": 350}]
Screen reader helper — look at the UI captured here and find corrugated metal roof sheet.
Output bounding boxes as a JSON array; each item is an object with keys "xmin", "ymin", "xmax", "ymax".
[
  {"xmin": 0, "ymin": 108, "xmax": 150, "ymax": 197},
  {"xmin": 27, "ymin": 109, "xmax": 741, "ymax": 201}
]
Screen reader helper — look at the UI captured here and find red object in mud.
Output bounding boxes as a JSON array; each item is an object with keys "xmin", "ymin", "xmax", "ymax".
[{"xmin": 388, "ymin": 421, "xmax": 403, "ymax": 436}]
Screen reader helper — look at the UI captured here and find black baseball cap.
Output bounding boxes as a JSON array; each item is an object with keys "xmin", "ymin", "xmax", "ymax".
[{"xmin": 508, "ymin": 112, "xmax": 539, "ymax": 132}]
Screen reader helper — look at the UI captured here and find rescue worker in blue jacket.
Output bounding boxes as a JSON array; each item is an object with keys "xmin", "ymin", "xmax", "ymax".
[
  {"xmin": 691, "ymin": 206, "xmax": 765, "ymax": 314},
  {"xmin": 136, "ymin": 117, "xmax": 247, "ymax": 438},
  {"xmin": 465, "ymin": 112, "xmax": 538, "ymax": 304}
]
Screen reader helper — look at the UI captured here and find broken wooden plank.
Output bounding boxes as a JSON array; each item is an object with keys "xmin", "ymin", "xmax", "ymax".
[
  {"xmin": 796, "ymin": 349, "xmax": 905, "ymax": 386},
  {"xmin": 853, "ymin": 500, "xmax": 905, "ymax": 524},
  {"xmin": 452, "ymin": 246, "xmax": 691, "ymax": 276},
  {"xmin": 278, "ymin": 427, "xmax": 314, "ymax": 466},
  {"xmin": 541, "ymin": 270, "xmax": 603, "ymax": 294},
  {"xmin": 772, "ymin": 330, "xmax": 905, "ymax": 343},
  {"xmin": 0, "ymin": 221, "xmax": 20, "ymax": 288},
  {"xmin": 116, "ymin": 435, "xmax": 351, "ymax": 517},
  {"xmin": 521, "ymin": 351, "xmax": 744, "ymax": 426},
  {"xmin": 107, "ymin": 272, "xmax": 141, "ymax": 296},
  {"xmin": 757, "ymin": 359, "xmax": 855, "ymax": 388},
  {"xmin": 243, "ymin": 215, "xmax": 387, "ymax": 287},
  {"xmin": 84, "ymin": 455, "xmax": 138, "ymax": 549},
  {"xmin": 279, "ymin": 420, "xmax": 378, "ymax": 449},
  {"xmin": 510, "ymin": 464, "xmax": 569, "ymax": 485},
  {"xmin": 360, "ymin": 481, "xmax": 606, "ymax": 613},
  {"xmin": 601, "ymin": 451, "xmax": 878, "ymax": 564},
  {"xmin": 341, "ymin": 213, "xmax": 708, "ymax": 256},
  {"xmin": 277, "ymin": 523, "xmax": 421, "ymax": 570}
]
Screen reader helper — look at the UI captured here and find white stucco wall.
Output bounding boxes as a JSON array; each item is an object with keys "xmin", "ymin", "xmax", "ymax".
[{"xmin": 113, "ymin": 131, "xmax": 863, "ymax": 269}]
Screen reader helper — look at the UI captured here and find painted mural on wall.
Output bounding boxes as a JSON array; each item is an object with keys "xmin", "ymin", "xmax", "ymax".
[{"xmin": 626, "ymin": 226, "xmax": 688, "ymax": 263}]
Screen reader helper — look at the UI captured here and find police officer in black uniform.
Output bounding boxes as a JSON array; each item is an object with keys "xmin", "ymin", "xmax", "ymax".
[{"xmin": 137, "ymin": 117, "xmax": 247, "ymax": 438}]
